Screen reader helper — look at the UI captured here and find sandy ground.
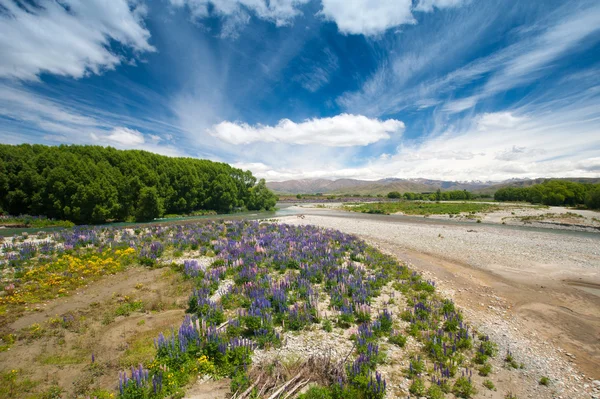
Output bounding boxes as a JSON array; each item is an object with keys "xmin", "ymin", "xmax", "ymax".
[
  {"xmin": 429, "ymin": 204, "xmax": 600, "ymax": 232},
  {"xmin": 279, "ymin": 211, "xmax": 600, "ymax": 398}
]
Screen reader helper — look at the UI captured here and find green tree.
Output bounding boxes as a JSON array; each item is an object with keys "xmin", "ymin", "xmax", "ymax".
[
  {"xmin": 248, "ymin": 179, "xmax": 277, "ymax": 210},
  {"xmin": 136, "ymin": 186, "xmax": 164, "ymax": 221},
  {"xmin": 387, "ymin": 191, "xmax": 401, "ymax": 199},
  {"xmin": 585, "ymin": 186, "xmax": 600, "ymax": 209}
]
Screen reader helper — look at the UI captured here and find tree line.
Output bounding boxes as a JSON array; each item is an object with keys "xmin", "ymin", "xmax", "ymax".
[
  {"xmin": 494, "ymin": 180, "xmax": 600, "ymax": 209},
  {"xmin": 0, "ymin": 144, "xmax": 278, "ymax": 224},
  {"xmin": 387, "ymin": 189, "xmax": 482, "ymax": 201}
]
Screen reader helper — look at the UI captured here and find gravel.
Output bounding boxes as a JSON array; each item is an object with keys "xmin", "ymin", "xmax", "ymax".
[{"xmin": 278, "ymin": 213, "xmax": 599, "ymax": 399}]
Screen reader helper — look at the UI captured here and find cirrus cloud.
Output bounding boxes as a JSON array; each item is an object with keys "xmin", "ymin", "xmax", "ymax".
[
  {"xmin": 0, "ymin": 0, "xmax": 155, "ymax": 81},
  {"xmin": 207, "ymin": 114, "xmax": 404, "ymax": 146}
]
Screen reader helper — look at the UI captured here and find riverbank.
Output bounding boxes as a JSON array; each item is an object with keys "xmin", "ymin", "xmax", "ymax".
[{"xmin": 279, "ymin": 212, "xmax": 600, "ymax": 398}]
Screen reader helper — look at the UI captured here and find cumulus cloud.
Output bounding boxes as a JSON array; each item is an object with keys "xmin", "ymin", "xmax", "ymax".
[
  {"xmin": 105, "ymin": 127, "xmax": 146, "ymax": 146},
  {"xmin": 208, "ymin": 114, "xmax": 404, "ymax": 146},
  {"xmin": 0, "ymin": 0, "xmax": 155, "ymax": 81},
  {"xmin": 318, "ymin": 0, "xmax": 414, "ymax": 36},
  {"xmin": 239, "ymin": 103, "xmax": 600, "ymax": 182}
]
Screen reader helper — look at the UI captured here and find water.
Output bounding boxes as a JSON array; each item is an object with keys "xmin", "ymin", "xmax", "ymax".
[{"xmin": 1, "ymin": 203, "xmax": 598, "ymax": 241}]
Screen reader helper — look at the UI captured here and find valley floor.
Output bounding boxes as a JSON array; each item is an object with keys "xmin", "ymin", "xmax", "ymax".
[{"xmin": 279, "ymin": 210, "xmax": 600, "ymax": 398}]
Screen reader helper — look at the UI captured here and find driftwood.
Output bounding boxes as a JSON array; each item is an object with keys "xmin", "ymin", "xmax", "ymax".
[
  {"xmin": 281, "ymin": 378, "xmax": 311, "ymax": 399},
  {"xmin": 266, "ymin": 371, "xmax": 304, "ymax": 399},
  {"xmin": 233, "ymin": 374, "xmax": 262, "ymax": 399}
]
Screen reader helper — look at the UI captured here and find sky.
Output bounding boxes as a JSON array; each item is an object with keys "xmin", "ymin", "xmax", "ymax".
[{"xmin": 1, "ymin": 0, "xmax": 599, "ymax": 182}]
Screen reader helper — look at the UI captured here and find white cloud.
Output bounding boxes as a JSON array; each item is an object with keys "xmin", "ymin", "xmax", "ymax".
[
  {"xmin": 0, "ymin": 0, "xmax": 155, "ymax": 81},
  {"xmin": 106, "ymin": 127, "xmax": 146, "ymax": 146},
  {"xmin": 414, "ymin": 0, "xmax": 469, "ymax": 12},
  {"xmin": 477, "ymin": 112, "xmax": 525, "ymax": 131},
  {"xmin": 208, "ymin": 114, "xmax": 404, "ymax": 146},
  {"xmin": 0, "ymin": 83, "xmax": 184, "ymax": 157},
  {"xmin": 170, "ymin": 0, "xmax": 309, "ymax": 38},
  {"xmin": 318, "ymin": 0, "xmax": 415, "ymax": 36},
  {"xmin": 337, "ymin": 1, "xmax": 600, "ymax": 117},
  {"xmin": 242, "ymin": 99, "xmax": 600, "ymax": 182}
]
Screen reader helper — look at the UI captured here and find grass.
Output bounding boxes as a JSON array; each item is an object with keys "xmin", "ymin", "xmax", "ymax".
[
  {"xmin": 0, "ymin": 370, "xmax": 40, "ymax": 398},
  {"xmin": 0, "ymin": 215, "xmax": 74, "ymax": 228},
  {"xmin": 343, "ymin": 201, "xmax": 501, "ymax": 216},
  {"xmin": 38, "ymin": 353, "xmax": 86, "ymax": 366},
  {"xmin": 114, "ymin": 299, "xmax": 144, "ymax": 316},
  {"xmin": 483, "ymin": 379, "xmax": 496, "ymax": 390},
  {"xmin": 119, "ymin": 328, "xmax": 170, "ymax": 368},
  {"xmin": 0, "ymin": 248, "xmax": 136, "ymax": 324},
  {"xmin": 539, "ymin": 376, "xmax": 550, "ymax": 386}
]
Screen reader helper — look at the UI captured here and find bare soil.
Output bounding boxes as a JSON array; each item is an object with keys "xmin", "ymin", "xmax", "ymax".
[{"xmin": 0, "ymin": 266, "xmax": 193, "ymax": 397}]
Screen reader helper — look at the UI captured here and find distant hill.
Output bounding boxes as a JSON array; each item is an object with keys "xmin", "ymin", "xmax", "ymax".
[{"xmin": 267, "ymin": 177, "xmax": 600, "ymax": 195}]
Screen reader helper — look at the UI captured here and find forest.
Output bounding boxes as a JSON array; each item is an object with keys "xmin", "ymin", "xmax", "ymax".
[
  {"xmin": 0, "ymin": 144, "xmax": 278, "ymax": 224},
  {"xmin": 494, "ymin": 180, "xmax": 600, "ymax": 209}
]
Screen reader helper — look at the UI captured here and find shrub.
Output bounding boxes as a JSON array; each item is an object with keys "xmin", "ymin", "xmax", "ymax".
[
  {"xmin": 322, "ymin": 319, "xmax": 333, "ymax": 333},
  {"xmin": 539, "ymin": 376, "xmax": 550, "ymax": 386},
  {"xmin": 452, "ymin": 376, "xmax": 477, "ymax": 398},
  {"xmin": 483, "ymin": 380, "xmax": 495, "ymax": 390},
  {"xmin": 409, "ymin": 378, "xmax": 426, "ymax": 396},
  {"xmin": 478, "ymin": 363, "xmax": 492, "ymax": 376},
  {"xmin": 388, "ymin": 332, "xmax": 407, "ymax": 347}
]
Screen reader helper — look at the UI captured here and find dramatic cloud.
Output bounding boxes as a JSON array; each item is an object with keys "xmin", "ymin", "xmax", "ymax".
[
  {"xmin": 0, "ymin": 0, "xmax": 155, "ymax": 81},
  {"xmin": 208, "ymin": 114, "xmax": 404, "ymax": 146}
]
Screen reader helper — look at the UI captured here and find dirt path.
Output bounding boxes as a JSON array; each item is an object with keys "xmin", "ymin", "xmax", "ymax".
[
  {"xmin": 0, "ymin": 266, "xmax": 193, "ymax": 397},
  {"xmin": 280, "ymin": 214, "xmax": 600, "ymax": 397}
]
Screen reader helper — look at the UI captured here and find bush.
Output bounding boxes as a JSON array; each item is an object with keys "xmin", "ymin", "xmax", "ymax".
[
  {"xmin": 409, "ymin": 378, "xmax": 426, "ymax": 396},
  {"xmin": 539, "ymin": 376, "xmax": 550, "ymax": 386},
  {"xmin": 478, "ymin": 363, "xmax": 492, "ymax": 376},
  {"xmin": 483, "ymin": 379, "xmax": 495, "ymax": 390},
  {"xmin": 387, "ymin": 191, "xmax": 401, "ymax": 199},
  {"xmin": 453, "ymin": 376, "xmax": 477, "ymax": 398}
]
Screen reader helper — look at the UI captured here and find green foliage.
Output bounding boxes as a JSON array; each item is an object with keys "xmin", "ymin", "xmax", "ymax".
[
  {"xmin": 136, "ymin": 186, "xmax": 164, "ymax": 222},
  {"xmin": 0, "ymin": 144, "xmax": 277, "ymax": 224},
  {"xmin": 387, "ymin": 191, "xmax": 401, "ymax": 199},
  {"xmin": 539, "ymin": 376, "xmax": 550, "ymax": 386},
  {"xmin": 585, "ymin": 186, "xmax": 600, "ymax": 209},
  {"xmin": 478, "ymin": 363, "xmax": 492, "ymax": 376},
  {"xmin": 427, "ymin": 383, "xmax": 445, "ymax": 399},
  {"xmin": 388, "ymin": 333, "xmax": 407, "ymax": 347},
  {"xmin": 0, "ymin": 215, "xmax": 74, "ymax": 228},
  {"xmin": 452, "ymin": 376, "xmax": 477, "ymax": 398},
  {"xmin": 345, "ymin": 201, "xmax": 499, "ymax": 216},
  {"xmin": 483, "ymin": 380, "xmax": 495, "ymax": 390},
  {"xmin": 322, "ymin": 318, "xmax": 333, "ymax": 332},
  {"xmin": 495, "ymin": 179, "xmax": 600, "ymax": 209},
  {"xmin": 115, "ymin": 300, "xmax": 144, "ymax": 316},
  {"xmin": 298, "ymin": 386, "xmax": 333, "ymax": 399},
  {"xmin": 409, "ymin": 378, "xmax": 426, "ymax": 396}
]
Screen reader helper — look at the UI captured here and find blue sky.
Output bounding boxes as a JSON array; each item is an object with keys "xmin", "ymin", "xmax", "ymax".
[{"xmin": 1, "ymin": 0, "xmax": 599, "ymax": 181}]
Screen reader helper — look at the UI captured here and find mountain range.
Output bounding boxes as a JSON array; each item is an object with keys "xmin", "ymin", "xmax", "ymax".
[{"xmin": 266, "ymin": 177, "xmax": 600, "ymax": 195}]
